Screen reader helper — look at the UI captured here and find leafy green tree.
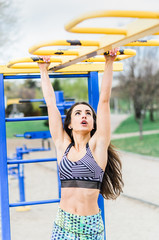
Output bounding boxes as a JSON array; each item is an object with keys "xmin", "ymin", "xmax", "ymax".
[{"xmin": 118, "ymin": 47, "xmax": 159, "ymax": 139}]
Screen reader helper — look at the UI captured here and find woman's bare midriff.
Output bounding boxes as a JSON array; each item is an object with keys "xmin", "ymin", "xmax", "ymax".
[{"xmin": 59, "ymin": 187, "xmax": 100, "ymax": 216}]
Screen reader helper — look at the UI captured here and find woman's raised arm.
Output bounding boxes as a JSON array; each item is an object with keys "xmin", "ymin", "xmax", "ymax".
[
  {"xmin": 92, "ymin": 48, "xmax": 119, "ymax": 148},
  {"xmin": 38, "ymin": 57, "xmax": 70, "ymax": 147}
]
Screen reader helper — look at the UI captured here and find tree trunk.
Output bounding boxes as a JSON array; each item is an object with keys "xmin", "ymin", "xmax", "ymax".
[
  {"xmin": 149, "ymin": 108, "xmax": 155, "ymax": 122},
  {"xmin": 138, "ymin": 117, "xmax": 143, "ymax": 140}
]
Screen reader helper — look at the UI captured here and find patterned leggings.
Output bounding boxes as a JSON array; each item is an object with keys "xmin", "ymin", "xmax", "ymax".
[{"xmin": 51, "ymin": 206, "xmax": 104, "ymax": 239}]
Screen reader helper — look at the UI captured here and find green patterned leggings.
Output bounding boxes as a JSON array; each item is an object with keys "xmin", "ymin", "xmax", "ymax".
[{"xmin": 51, "ymin": 206, "xmax": 104, "ymax": 239}]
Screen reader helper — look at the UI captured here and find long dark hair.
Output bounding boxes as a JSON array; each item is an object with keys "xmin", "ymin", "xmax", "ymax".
[{"xmin": 64, "ymin": 102, "xmax": 124, "ymax": 200}]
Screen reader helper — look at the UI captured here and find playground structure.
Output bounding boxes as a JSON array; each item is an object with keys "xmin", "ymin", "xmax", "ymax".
[
  {"xmin": 0, "ymin": 10, "xmax": 159, "ymax": 240},
  {"xmin": 8, "ymin": 91, "xmax": 74, "ymax": 207}
]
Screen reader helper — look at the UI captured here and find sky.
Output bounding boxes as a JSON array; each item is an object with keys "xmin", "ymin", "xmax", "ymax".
[{"xmin": 1, "ymin": 0, "xmax": 159, "ymax": 65}]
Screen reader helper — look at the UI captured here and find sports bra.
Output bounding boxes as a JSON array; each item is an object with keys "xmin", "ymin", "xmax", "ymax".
[{"xmin": 59, "ymin": 142, "xmax": 105, "ymax": 190}]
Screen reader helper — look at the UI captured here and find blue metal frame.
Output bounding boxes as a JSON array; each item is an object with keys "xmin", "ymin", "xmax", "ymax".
[
  {"xmin": 0, "ymin": 74, "xmax": 11, "ymax": 240},
  {"xmin": 0, "ymin": 72, "xmax": 106, "ymax": 240},
  {"xmin": 88, "ymin": 72, "xmax": 106, "ymax": 239}
]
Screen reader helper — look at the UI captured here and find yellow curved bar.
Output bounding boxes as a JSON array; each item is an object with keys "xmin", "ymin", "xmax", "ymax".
[
  {"xmin": 84, "ymin": 55, "xmax": 132, "ymax": 62},
  {"xmin": 29, "ymin": 40, "xmax": 100, "ymax": 55},
  {"xmin": 7, "ymin": 57, "xmax": 62, "ymax": 68},
  {"xmin": 29, "ymin": 50, "xmax": 79, "ymax": 56},
  {"xmin": 124, "ymin": 39, "xmax": 159, "ymax": 46},
  {"xmin": 65, "ymin": 10, "xmax": 159, "ymax": 34},
  {"xmin": 65, "ymin": 28, "xmax": 127, "ymax": 35},
  {"xmin": 83, "ymin": 49, "xmax": 136, "ymax": 62}
]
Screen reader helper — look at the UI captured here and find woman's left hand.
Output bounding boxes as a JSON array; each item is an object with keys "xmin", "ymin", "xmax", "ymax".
[{"xmin": 104, "ymin": 48, "xmax": 120, "ymax": 62}]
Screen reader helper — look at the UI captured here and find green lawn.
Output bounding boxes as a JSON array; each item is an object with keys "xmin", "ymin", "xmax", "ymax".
[
  {"xmin": 114, "ymin": 112, "xmax": 159, "ymax": 134},
  {"xmin": 112, "ymin": 134, "xmax": 159, "ymax": 158},
  {"xmin": 6, "ymin": 120, "xmax": 49, "ymax": 138}
]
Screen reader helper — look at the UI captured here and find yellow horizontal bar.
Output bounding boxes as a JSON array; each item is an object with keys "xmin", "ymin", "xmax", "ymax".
[
  {"xmin": 85, "ymin": 55, "xmax": 133, "ymax": 62},
  {"xmin": 65, "ymin": 10, "xmax": 159, "ymax": 34},
  {"xmin": 125, "ymin": 39, "xmax": 159, "ymax": 46},
  {"xmin": 10, "ymin": 63, "xmax": 60, "ymax": 69},
  {"xmin": 7, "ymin": 98, "xmax": 21, "ymax": 106},
  {"xmin": 29, "ymin": 40, "xmax": 100, "ymax": 55},
  {"xmin": 7, "ymin": 57, "xmax": 62, "ymax": 68},
  {"xmin": 29, "ymin": 50, "xmax": 79, "ymax": 56},
  {"xmin": 83, "ymin": 49, "xmax": 136, "ymax": 62},
  {"xmin": 66, "ymin": 28, "xmax": 127, "ymax": 35},
  {"xmin": 55, "ymin": 63, "xmax": 123, "ymax": 72},
  {"xmin": 0, "ymin": 62, "xmax": 123, "ymax": 75},
  {"xmin": 7, "ymin": 49, "xmax": 135, "ymax": 69}
]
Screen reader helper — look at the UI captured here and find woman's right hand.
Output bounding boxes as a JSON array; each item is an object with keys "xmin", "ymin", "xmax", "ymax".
[{"xmin": 38, "ymin": 56, "xmax": 51, "ymax": 71}]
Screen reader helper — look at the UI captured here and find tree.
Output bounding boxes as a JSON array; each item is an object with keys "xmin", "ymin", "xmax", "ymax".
[
  {"xmin": 118, "ymin": 47, "xmax": 159, "ymax": 139},
  {"xmin": 52, "ymin": 79, "xmax": 62, "ymax": 91}
]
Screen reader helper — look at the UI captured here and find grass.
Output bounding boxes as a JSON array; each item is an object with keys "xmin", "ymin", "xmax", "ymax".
[
  {"xmin": 6, "ymin": 120, "xmax": 49, "ymax": 138},
  {"xmin": 112, "ymin": 134, "xmax": 159, "ymax": 158},
  {"xmin": 114, "ymin": 112, "xmax": 159, "ymax": 134}
]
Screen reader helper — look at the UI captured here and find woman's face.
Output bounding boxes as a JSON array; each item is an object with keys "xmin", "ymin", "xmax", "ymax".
[{"xmin": 69, "ymin": 104, "xmax": 94, "ymax": 133}]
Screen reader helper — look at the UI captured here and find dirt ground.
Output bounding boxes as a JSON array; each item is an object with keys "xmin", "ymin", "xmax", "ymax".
[{"xmin": 1, "ymin": 114, "xmax": 159, "ymax": 240}]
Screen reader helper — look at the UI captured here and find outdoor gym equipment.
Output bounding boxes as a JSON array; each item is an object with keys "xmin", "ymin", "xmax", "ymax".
[
  {"xmin": 1, "ymin": 9, "xmax": 159, "ymax": 240},
  {"xmin": 0, "ymin": 71, "xmax": 107, "ymax": 240},
  {"xmin": 7, "ymin": 91, "xmax": 74, "ymax": 207},
  {"xmin": 8, "ymin": 141, "xmax": 51, "ymax": 205}
]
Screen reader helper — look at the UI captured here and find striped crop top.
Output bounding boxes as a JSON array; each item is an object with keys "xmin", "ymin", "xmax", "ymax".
[{"xmin": 59, "ymin": 142, "xmax": 105, "ymax": 190}]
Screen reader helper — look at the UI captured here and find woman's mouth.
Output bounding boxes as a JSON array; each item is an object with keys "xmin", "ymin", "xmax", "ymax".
[{"xmin": 81, "ymin": 120, "xmax": 88, "ymax": 125}]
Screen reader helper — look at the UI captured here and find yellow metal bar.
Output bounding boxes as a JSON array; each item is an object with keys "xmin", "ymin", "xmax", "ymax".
[
  {"xmin": 84, "ymin": 55, "xmax": 133, "ymax": 62},
  {"xmin": 7, "ymin": 98, "xmax": 21, "ymax": 106},
  {"xmin": 7, "ymin": 57, "xmax": 62, "ymax": 68},
  {"xmin": 124, "ymin": 39, "xmax": 159, "ymax": 46},
  {"xmin": 0, "ymin": 62, "xmax": 123, "ymax": 75},
  {"xmin": 83, "ymin": 49, "xmax": 136, "ymax": 62},
  {"xmin": 29, "ymin": 40, "xmax": 100, "ymax": 55},
  {"xmin": 64, "ymin": 28, "xmax": 127, "ymax": 35},
  {"xmin": 7, "ymin": 49, "xmax": 135, "ymax": 69},
  {"xmin": 65, "ymin": 10, "xmax": 159, "ymax": 34},
  {"xmin": 29, "ymin": 50, "xmax": 79, "ymax": 56},
  {"xmin": 49, "ymin": 18, "xmax": 159, "ymax": 72},
  {"xmin": 10, "ymin": 63, "xmax": 60, "ymax": 69}
]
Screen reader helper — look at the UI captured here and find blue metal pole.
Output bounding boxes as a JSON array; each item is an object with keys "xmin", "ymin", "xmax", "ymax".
[
  {"xmin": 5, "ymin": 115, "xmax": 65, "ymax": 122},
  {"xmin": 7, "ymin": 157, "xmax": 57, "ymax": 164},
  {"xmin": 16, "ymin": 148, "xmax": 25, "ymax": 202},
  {"xmin": 18, "ymin": 164, "xmax": 25, "ymax": 202},
  {"xmin": 87, "ymin": 72, "xmax": 106, "ymax": 240},
  {"xmin": 9, "ymin": 198, "xmax": 60, "ymax": 207},
  {"xmin": 56, "ymin": 162, "xmax": 61, "ymax": 199},
  {"xmin": 0, "ymin": 74, "xmax": 11, "ymax": 240},
  {"xmin": 4, "ymin": 74, "xmax": 89, "ymax": 80}
]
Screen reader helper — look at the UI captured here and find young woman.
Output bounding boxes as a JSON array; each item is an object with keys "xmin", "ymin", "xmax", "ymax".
[{"xmin": 38, "ymin": 48, "xmax": 124, "ymax": 239}]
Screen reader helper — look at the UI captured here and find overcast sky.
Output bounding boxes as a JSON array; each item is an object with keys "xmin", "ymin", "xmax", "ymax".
[{"xmin": 1, "ymin": 0, "xmax": 159, "ymax": 65}]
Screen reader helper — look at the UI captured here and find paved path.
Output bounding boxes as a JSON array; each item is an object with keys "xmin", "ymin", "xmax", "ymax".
[{"xmin": 112, "ymin": 129, "xmax": 159, "ymax": 139}]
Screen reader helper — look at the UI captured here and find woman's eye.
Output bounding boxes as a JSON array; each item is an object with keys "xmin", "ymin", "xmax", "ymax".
[
  {"xmin": 87, "ymin": 112, "xmax": 91, "ymax": 115},
  {"xmin": 75, "ymin": 112, "xmax": 80, "ymax": 115}
]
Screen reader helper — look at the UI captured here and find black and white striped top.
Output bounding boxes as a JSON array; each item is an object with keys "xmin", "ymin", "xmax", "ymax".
[{"xmin": 59, "ymin": 142, "xmax": 105, "ymax": 190}]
